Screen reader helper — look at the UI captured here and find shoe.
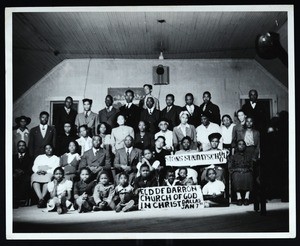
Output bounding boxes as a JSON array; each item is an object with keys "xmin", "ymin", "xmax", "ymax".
[
  {"xmin": 237, "ymin": 199, "xmax": 243, "ymax": 206},
  {"xmin": 244, "ymin": 199, "xmax": 250, "ymax": 206},
  {"xmin": 37, "ymin": 199, "xmax": 45, "ymax": 208},
  {"xmin": 57, "ymin": 205, "xmax": 63, "ymax": 214},
  {"xmin": 122, "ymin": 200, "xmax": 135, "ymax": 212},
  {"xmin": 93, "ymin": 206, "xmax": 102, "ymax": 211}
]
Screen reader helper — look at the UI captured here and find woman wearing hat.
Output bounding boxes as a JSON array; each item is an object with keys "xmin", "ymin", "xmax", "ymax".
[{"xmin": 13, "ymin": 116, "xmax": 31, "ymax": 154}]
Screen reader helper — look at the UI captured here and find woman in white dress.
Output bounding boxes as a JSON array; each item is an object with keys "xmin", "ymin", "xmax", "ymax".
[{"xmin": 31, "ymin": 144, "xmax": 60, "ymax": 208}]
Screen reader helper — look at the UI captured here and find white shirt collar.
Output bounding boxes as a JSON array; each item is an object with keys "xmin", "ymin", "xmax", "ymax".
[
  {"xmin": 18, "ymin": 152, "xmax": 25, "ymax": 158},
  {"xmin": 250, "ymin": 101, "xmax": 257, "ymax": 108},
  {"xmin": 125, "ymin": 146, "xmax": 133, "ymax": 153},
  {"xmin": 39, "ymin": 124, "xmax": 48, "ymax": 130},
  {"xmin": 106, "ymin": 105, "xmax": 113, "ymax": 111},
  {"xmin": 92, "ymin": 147, "xmax": 100, "ymax": 155},
  {"xmin": 84, "ymin": 110, "xmax": 91, "ymax": 116},
  {"xmin": 147, "ymin": 106, "xmax": 155, "ymax": 113},
  {"xmin": 64, "ymin": 106, "xmax": 71, "ymax": 112},
  {"xmin": 16, "ymin": 128, "xmax": 29, "ymax": 134},
  {"xmin": 178, "ymin": 123, "xmax": 190, "ymax": 129},
  {"xmin": 126, "ymin": 102, "xmax": 133, "ymax": 108}
]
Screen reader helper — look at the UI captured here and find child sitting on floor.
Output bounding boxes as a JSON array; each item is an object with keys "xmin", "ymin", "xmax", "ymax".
[
  {"xmin": 93, "ymin": 171, "xmax": 115, "ymax": 211},
  {"xmin": 202, "ymin": 168, "xmax": 229, "ymax": 207},
  {"xmin": 176, "ymin": 167, "xmax": 194, "ymax": 185},
  {"xmin": 47, "ymin": 167, "xmax": 73, "ymax": 214},
  {"xmin": 114, "ymin": 173, "xmax": 136, "ymax": 213},
  {"xmin": 162, "ymin": 169, "xmax": 181, "ymax": 186},
  {"xmin": 73, "ymin": 167, "xmax": 97, "ymax": 213},
  {"xmin": 133, "ymin": 163, "xmax": 158, "ymax": 193}
]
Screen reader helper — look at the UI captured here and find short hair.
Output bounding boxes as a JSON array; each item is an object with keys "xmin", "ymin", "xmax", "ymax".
[
  {"xmin": 97, "ymin": 170, "xmax": 110, "ymax": 182},
  {"xmin": 39, "ymin": 111, "xmax": 49, "ymax": 118},
  {"xmin": 249, "ymin": 89, "xmax": 258, "ymax": 96},
  {"xmin": 142, "ymin": 148, "xmax": 152, "ymax": 155},
  {"xmin": 124, "ymin": 135, "xmax": 134, "ymax": 142},
  {"xmin": 178, "ymin": 167, "xmax": 188, "ymax": 174},
  {"xmin": 118, "ymin": 172, "xmax": 129, "ymax": 180},
  {"xmin": 17, "ymin": 140, "xmax": 26, "ymax": 147},
  {"xmin": 203, "ymin": 91, "xmax": 211, "ymax": 97},
  {"xmin": 65, "ymin": 96, "xmax": 73, "ymax": 103},
  {"xmin": 125, "ymin": 89, "xmax": 134, "ymax": 97},
  {"xmin": 106, "ymin": 95, "xmax": 113, "ymax": 101},
  {"xmin": 181, "ymin": 136, "xmax": 192, "ymax": 144},
  {"xmin": 97, "ymin": 122, "xmax": 112, "ymax": 134},
  {"xmin": 237, "ymin": 139, "xmax": 246, "ymax": 146},
  {"xmin": 246, "ymin": 116, "xmax": 254, "ymax": 122},
  {"xmin": 63, "ymin": 121, "xmax": 72, "ymax": 126},
  {"xmin": 166, "ymin": 94, "xmax": 175, "ymax": 100},
  {"xmin": 221, "ymin": 114, "xmax": 233, "ymax": 123},
  {"xmin": 206, "ymin": 168, "xmax": 216, "ymax": 177},
  {"xmin": 68, "ymin": 141, "xmax": 79, "ymax": 152},
  {"xmin": 78, "ymin": 124, "xmax": 88, "ymax": 133},
  {"xmin": 44, "ymin": 144, "xmax": 53, "ymax": 150},
  {"xmin": 146, "ymin": 96, "xmax": 154, "ymax": 104},
  {"xmin": 236, "ymin": 109, "xmax": 246, "ymax": 115},
  {"xmin": 53, "ymin": 166, "xmax": 64, "ymax": 176},
  {"xmin": 185, "ymin": 93, "xmax": 194, "ymax": 100},
  {"xmin": 143, "ymin": 84, "xmax": 153, "ymax": 90},
  {"xmin": 92, "ymin": 135, "xmax": 102, "ymax": 143},
  {"xmin": 179, "ymin": 111, "xmax": 190, "ymax": 118},
  {"xmin": 140, "ymin": 163, "xmax": 150, "ymax": 170},
  {"xmin": 79, "ymin": 167, "xmax": 91, "ymax": 175},
  {"xmin": 155, "ymin": 135, "xmax": 166, "ymax": 145}
]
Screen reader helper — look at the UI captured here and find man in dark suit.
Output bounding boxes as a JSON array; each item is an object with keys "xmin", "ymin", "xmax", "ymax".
[
  {"xmin": 242, "ymin": 89, "xmax": 268, "ymax": 134},
  {"xmin": 56, "ymin": 122, "xmax": 78, "ymax": 156},
  {"xmin": 28, "ymin": 111, "xmax": 56, "ymax": 158},
  {"xmin": 199, "ymin": 91, "xmax": 221, "ymax": 125},
  {"xmin": 97, "ymin": 95, "xmax": 119, "ymax": 132},
  {"xmin": 182, "ymin": 93, "xmax": 201, "ymax": 127},
  {"xmin": 140, "ymin": 97, "xmax": 160, "ymax": 134},
  {"xmin": 160, "ymin": 94, "xmax": 182, "ymax": 130},
  {"xmin": 13, "ymin": 140, "xmax": 33, "ymax": 208},
  {"xmin": 79, "ymin": 135, "xmax": 112, "ymax": 180},
  {"xmin": 113, "ymin": 135, "xmax": 142, "ymax": 185},
  {"xmin": 118, "ymin": 89, "xmax": 141, "ymax": 133},
  {"xmin": 55, "ymin": 96, "xmax": 78, "ymax": 136}
]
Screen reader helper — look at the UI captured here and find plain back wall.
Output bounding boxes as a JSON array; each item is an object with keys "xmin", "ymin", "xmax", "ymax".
[{"xmin": 13, "ymin": 58, "xmax": 288, "ymax": 127}]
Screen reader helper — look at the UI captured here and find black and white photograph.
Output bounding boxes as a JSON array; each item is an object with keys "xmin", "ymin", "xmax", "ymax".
[{"xmin": 5, "ymin": 5, "xmax": 295, "ymax": 240}]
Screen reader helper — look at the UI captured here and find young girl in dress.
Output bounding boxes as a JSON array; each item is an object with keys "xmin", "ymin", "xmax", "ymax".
[
  {"xmin": 136, "ymin": 149, "xmax": 159, "ymax": 177},
  {"xmin": 228, "ymin": 140, "xmax": 254, "ymax": 206},
  {"xmin": 59, "ymin": 141, "xmax": 81, "ymax": 181},
  {"xmin": 47, "ymin": 167, "xmax": 73, "ymax": 214},
  {"xmin": 93, "ymin": 171, "xmax": 116, "ymax": 211},
  {"xmin": 73, "ymin": 167, "xmax": 97, "ymax": 213},
  {"xmin": 162, "ymin": 169, "xmax": 181, "ymax": 186},
  {"xmin": 202, "ymin": 168, "xmax": 229, "ymax": 207},
  {"xmin": 76, "ymin": 125, "xmax": 93, "ymax": 156},
  {"xmin": 114, "ymin": 173, "xmax": 135, "ymax": 212}
]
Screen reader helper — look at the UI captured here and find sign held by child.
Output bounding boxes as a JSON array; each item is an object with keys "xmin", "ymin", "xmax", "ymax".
[{"xmin": 138, "ymin": 185, "xmax": 204, "ymax": 210}]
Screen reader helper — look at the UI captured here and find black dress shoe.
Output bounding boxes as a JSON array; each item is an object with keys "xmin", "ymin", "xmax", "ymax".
[
  {"xmin": 244, "ymin": 199, "xmax": 250, "ymax": 206},
  {"xmin": 237, "ymin": 199, "xmax": 243, "ymax": 206}
]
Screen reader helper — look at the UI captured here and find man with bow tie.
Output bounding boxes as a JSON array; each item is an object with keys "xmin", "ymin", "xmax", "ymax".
[
  {"xmin": 97, "ymin": 95, "xmax": 119, "ymax": 132},
  {"xmin": 28, "ymin": 111, "xmax": 56, "ymax": 158},
  {"xmin": 13, "ymin": 140, "xmax": 33, "ymax": 208}
]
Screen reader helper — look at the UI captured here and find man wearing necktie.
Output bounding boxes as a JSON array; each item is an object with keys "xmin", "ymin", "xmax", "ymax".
[
  {"xmin": 140, "ymin": 97, "xmax": 160, "ymax": 135},
  {"xmin": 199, "ymin": 91, "xmax": 221, "ymax": 125},
  {"xmin": 114, "ymin": 135, "xmax": 142, "ymax": 185},
  {"xmin": 75, "ymin": 98, "xmax": 98, "ymax": 136},
  {"xmin": 13, "ymin": 140, "xmax": 33, "ymax": 208},
  {"xmin": 28, "ymin": 111, "xmax": 56, "ymax": 158},
  {"xmin": 97, "ymin": 95, "xmax": 119, "ymax": 132},
  {"xmin": 118, "ymin": 90, "xmax": 141, "ymax": 133},
  {"xmin": 160, "ymin": 94, "xmax": 182, "ymax": 130},
  {"xmin": 182, "ymin": 93, "xmax": 201, "ymax": 127},
  {"xmin": 79, "ymin": 135, "xmax": 112, "ymax": 180}
]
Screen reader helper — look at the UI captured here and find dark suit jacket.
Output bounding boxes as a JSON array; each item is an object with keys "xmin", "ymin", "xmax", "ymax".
[
  {"xmin": 140, "ymin": 108, "xmax": 160, "ymax": 134},
  {"xmin": 118, "ymin": 104, "xmax": 141, "ymax": 132},
  {"xmin": 97, "ymin": 107, "xmax": 119, "ymax": 130},
  {"xmin": 235, "ymin": 128, "xmax": 260, "ymax": 160},
  {"xmin": 28, "ymin": 125, "xmax": 56, "ymax": 158},
  {"xmin": 114, "ymin": 147, "xmax": 142, "ymax": 174},
  {"xmin": 242, "ymin": 101, "xmax": 268, "ymax": 133},
  {"xmin": 80, "ymin": 148, "xmax": 111, "ymax": 171},
  {"xmin": 133, "ymin": 174, "xmax": 158, "ymax": 190},
  {"xmin": 13, "ymin": 152, "xmax": 33, "ymax": 177},
  {"xmin": 160, "ymin": 105, "xmax": 182, "ymax": 130},
  {"xmin": 55, "ymin": 107, "xmax": 77, "ymax": 136},
  {"xmin": 56, "ymin": 133, "xmax": 78, "ymax": 156},
  {"xmin": 199, "ymin": 101, "xmax": 221, "ymax": 125},
  {"xmin": 182, "ymin": 105, "xmax": 202, "ymax": 127}
]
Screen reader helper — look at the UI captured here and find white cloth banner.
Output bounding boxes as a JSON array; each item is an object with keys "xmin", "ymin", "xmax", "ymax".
[{"xmin": 165, "ymin": 150, "xmax": 228, "ymax": 167}]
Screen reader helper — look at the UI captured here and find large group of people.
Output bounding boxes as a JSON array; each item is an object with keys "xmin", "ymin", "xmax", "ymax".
[{"xmin": 13, "ymin": 84, "xmax": 289, "ymax": 214}]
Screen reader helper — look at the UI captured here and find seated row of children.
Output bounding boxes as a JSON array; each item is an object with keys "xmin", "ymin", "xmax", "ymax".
[{"xmin": 47, "ymin": 158, "xmax": 231, "ymax": 214}]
